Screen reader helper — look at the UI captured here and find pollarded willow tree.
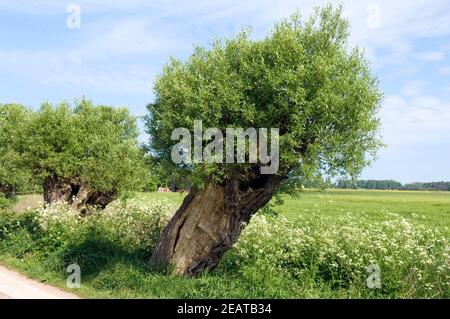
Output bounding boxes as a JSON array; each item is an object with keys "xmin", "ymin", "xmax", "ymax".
[
  {"xmin": 20, "ymin": 99, "xmax": 147, "ymax": 211},
  {"xmin": 146, "ymin": 6, "xmax": 382, "ymax": 276}
]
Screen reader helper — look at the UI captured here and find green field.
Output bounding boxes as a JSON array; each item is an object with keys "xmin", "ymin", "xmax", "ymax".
[
  {"xmin": 0, "ymin": 189, "xmax": 449, "ymax": 298},
  {"xmin": 138, "ymin": 189, "xmax": 450, "ymax": 234}
]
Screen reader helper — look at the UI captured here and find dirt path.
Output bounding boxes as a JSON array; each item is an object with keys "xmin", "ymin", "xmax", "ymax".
[
  {"xmin": 0, "ymin": 265, "xmax": 80, "ymax": 299},
  {"xmin": 11, "ymin": 194, "xmax": 43, "ymax": 213}
]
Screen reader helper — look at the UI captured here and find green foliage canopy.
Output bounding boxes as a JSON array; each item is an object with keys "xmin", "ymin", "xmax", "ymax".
[
  {"xmin": 145, "ymin": 6, "xmax": 382, "ymax": 187},
  {"xmin": 1, "ymin": 99, "xmax": 147, "ymax": 196},
  {"xmin": 0, "ymin": 104, "xmax": 32, "ymax": 195}
]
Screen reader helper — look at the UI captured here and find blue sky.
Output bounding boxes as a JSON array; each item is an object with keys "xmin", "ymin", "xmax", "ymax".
[{"xmin": 1, "ymin": 0, "xmax": 449, "ymax": 183}]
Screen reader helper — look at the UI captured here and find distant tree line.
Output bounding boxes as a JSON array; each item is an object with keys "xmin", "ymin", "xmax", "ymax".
[{"xmin": 334, "ymin": 179, "xmax": 450, "ymax": 191}]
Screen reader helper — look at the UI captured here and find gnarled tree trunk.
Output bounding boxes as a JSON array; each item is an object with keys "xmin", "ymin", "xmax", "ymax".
[
  {"xmin": 0, "ymin": 184, "xmax": 14, "ymax": 198},
  {"xmin": 43, "ymin": 174, "xmax": 115, "ymax": 212},
  {"xmin": 149, "ymin": 174, "xmax": 284, "ymax": 276}
]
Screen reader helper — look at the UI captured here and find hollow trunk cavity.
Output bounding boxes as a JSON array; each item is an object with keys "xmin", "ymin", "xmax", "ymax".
[{"xmin": 43, "ymin": 174, "xmax": 115, "ymax": 212}]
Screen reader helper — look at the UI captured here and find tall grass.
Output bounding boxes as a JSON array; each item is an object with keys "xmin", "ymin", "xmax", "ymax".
[{"xmin": 0, "ymin": 196, "xmax": 448, "ymax": 298}]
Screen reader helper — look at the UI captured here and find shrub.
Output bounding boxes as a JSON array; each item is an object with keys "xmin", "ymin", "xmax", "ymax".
[
  {"xmin": 0, "ymin": 193, "xmax": 10, "ymax": 209},
  {"xmin": 229, "ymin": 213, "xmax": 450, "ymax": 297},
  {"xmin": 0, "ymin": 199, "xmax": 448, "ymax": 298},
  {"xmin": 31, "ymin": 199, "xmax": 177, "ymax": 253}
]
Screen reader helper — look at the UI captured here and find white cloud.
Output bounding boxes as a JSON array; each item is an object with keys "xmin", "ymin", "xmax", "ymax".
[
  {"xmin": 381, "ymin": 94, "xmax": 450, "ymax": 145},
  {"xmin": 0, "ymin": 12, "xmax": 196, "ymax": 95},
  {"xmin": 401, "ymin": 81, "xmax": 426, "ymax": 96},
  {"xmin": 439, "ymin": 66, "xmax": 450, "ymax": 75},
  {"xmin": 79, "ymin": 16, "xmax": 193, "ymax": 57},
  {"xmin": 1, "ymin": 0, "xmax": 450, "ymax": 110},
  {"xmin": 442, "ymin": 86, "xmax": 450, "ymax": 93},
  {"xmin": 3, "ymin": 0, "xmax": 450, "ymax": 61},
  {"xmin": 415, "ymin": 51, "xmax": 446, "ymax": 62},
  {"xmin": 0, "ymin": 49, "xmax": 154, "ymax": 94}
]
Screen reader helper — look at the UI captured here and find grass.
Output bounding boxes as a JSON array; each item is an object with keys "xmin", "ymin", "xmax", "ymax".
[
  {"xmin": 0, "ymin": 189, "xmax": 449, "ymax": 299},
  {"xmin": 137, "ymin": 189, "xmax": 450, "ymax": 234},
  {"xmin": 279, "ymin": 190, "xmax": 450, "ymax": 234}
]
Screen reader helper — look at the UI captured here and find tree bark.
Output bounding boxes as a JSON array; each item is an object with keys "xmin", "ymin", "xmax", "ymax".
[
  {"xmin": 43, "ymin": 175, "xmax": 74, "ymax": 204},
  {"xmin": 149, "ymin": 174, "xmax": 284, "ymax": 277},
  {"xmin": 0, "ymin": 184, "xmax": 14, "ymax": 198},
  {"xmin": 43, "ymin": 174, "xmax": 115, "ymax": 212}
]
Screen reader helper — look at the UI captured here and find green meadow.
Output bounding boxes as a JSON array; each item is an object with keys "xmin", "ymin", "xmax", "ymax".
[
  {"xmin": 139, "ymin": 189, "xmax": 450, "ymax": 234},
  {"xmin": 0, "ymin": 189, "xmax": 449, "ymax": 298}
]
